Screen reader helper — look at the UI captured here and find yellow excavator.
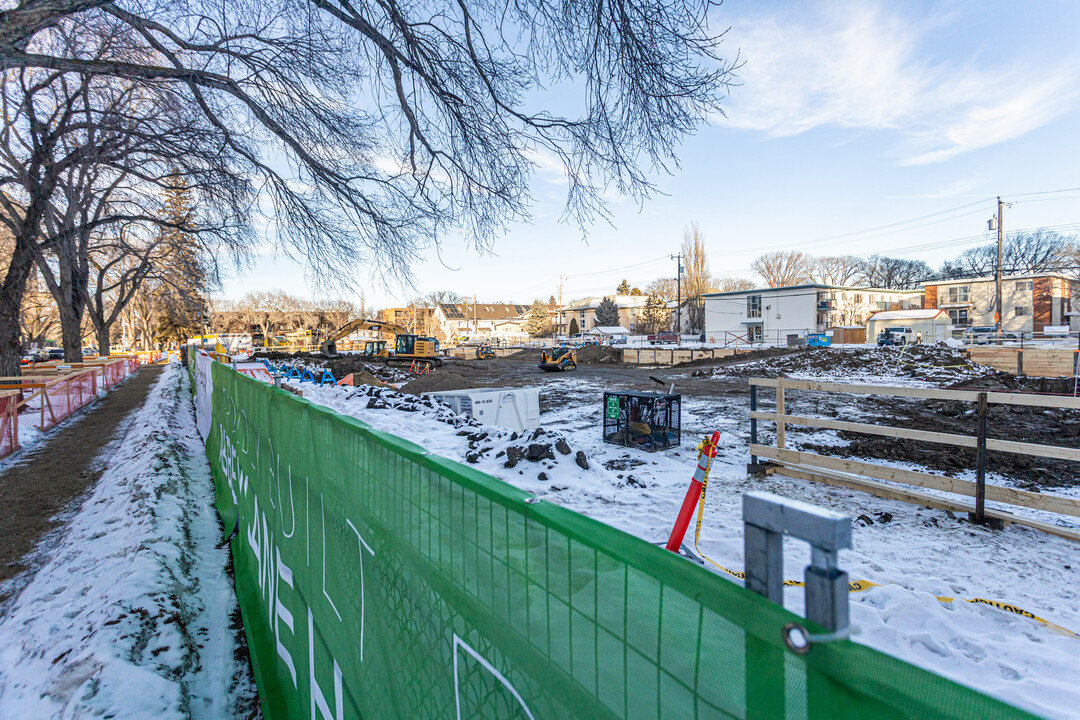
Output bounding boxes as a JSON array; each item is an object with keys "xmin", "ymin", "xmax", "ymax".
[
  {"xmin": 320, "ymin": 319, "xmax": 443, "ymax": 367},
  {"xmin": 539, "ymin": 346, "xmax": 577, "ymax": 372}
]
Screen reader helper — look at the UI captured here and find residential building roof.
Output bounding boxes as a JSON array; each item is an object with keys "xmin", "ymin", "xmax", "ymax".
[
  {"xmin": 868, "ymin": 309, "xmax": 949, "ymax": 321},
  {"xmin": 587, "ymin": 326, "xmax": 630, "ymax": 335},
  {"xmin": 437, "ymin": 303, "xmax": 530, "ymax": 320},
  {"xmin": 702, "ymin": 284, "xmax": 922, "ymax": 298},
  {"xmin": 922, "ymin": 272, "xmax": 1073, "ymax": 285},
  {"xmin": 562, "ymin": 294, "xmax": 649, "ymax": 311}
]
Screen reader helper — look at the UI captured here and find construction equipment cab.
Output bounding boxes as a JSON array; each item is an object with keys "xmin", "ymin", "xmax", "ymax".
[
  {"xmin": 476, "ymin": 343, "xmax": 495, "ymax": 360},
  {"xmin": 320, "ymin": 319, "xmax": 442, "ymax": 367},
  {"xmin": 539, "ymin": 346, "xmax": 577, "ymax": 372},
  {"xmin": 359, "ymin": 340, "xmax": 387, "ymax": 358}
]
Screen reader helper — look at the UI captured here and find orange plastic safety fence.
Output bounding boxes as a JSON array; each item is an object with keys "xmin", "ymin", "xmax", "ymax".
[{"xmin": 41, "ymin": 372, "xmax": 97, "ymax": 431}]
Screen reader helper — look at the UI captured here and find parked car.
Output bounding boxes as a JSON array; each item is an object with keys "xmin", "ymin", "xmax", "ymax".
[
  {"xmin": 961, "ymin": 326, "xmax": 1019, "ymax": 345},
  {"xmin": 876, "ymin": 327, "xmax": 921, "ymax": 346},
  {"xmin": 46, "ymin": 347, "xmax": 65, "ymax": 361},
  {"xmin": 647, "ymin": 332, "xmax": 678, "ymax": 345}
]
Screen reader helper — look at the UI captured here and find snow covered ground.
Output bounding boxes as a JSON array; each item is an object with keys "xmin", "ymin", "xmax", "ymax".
[
  {"xmin": 290, "ymin": 373, "xmax": 1080, "ymax": 720},
  {"xmin": 0, "ymin": 363, "xmax": 257, "ymax": 719}
]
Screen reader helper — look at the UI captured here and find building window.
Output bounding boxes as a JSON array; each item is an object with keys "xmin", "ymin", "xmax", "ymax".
[
  {"xmin": 1014, "ymin": 281, "xmax": 1034, "ymax": 292},
  {"xmin": 948, "ymin": 286, "xmax": 969, "ymax": 303},
  {"xmin": 747, "ymin": 295, "xmax": 762, "ymax": 318},
  {"xmin": 852, "ymin": 293, "xmax": 863, "ymax": 304},
  {"xmin": 1015, "ymin": 306, "xmax": 1030, "ymax": 316},
  {"xmin": 748, "ymin": 324, "xmax": 763, "ymax": 342},
  {"xmin": 948, "ymin": 309, "xmax": 969, "ymax": 325}
]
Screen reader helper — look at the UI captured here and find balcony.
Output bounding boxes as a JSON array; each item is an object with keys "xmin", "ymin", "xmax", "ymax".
[{"xmin": 816, "ymin": 300, "xmax": 834, "ymax": 311}]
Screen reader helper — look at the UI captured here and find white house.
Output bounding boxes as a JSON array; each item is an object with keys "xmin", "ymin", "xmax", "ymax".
[
  {"xmin": 432, "ymin": 303, "xmax": 531, "ymax": 342},
  {"xmin": 703, "ymin": 284, "xmax": 922, "ymax": 345},
  {"xmin": 866, "ymin": 309, "xmax": 951, "ymax": 342},
  {"xmin": 586, "ymin": 326, "xmax": 630, "ymax": 341}
]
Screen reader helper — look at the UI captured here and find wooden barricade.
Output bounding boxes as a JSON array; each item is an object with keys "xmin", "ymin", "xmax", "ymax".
[
  {"xmin": 747, "ymin": 377, "xmax": 1080, "ymax": 542},
  {"xmin": 967, "ymin": 346, "xmax": 1079, "ymax": 377},
  {"xmin": 0, "ymin": 389, "xmax": 18, "ymax": 459}
]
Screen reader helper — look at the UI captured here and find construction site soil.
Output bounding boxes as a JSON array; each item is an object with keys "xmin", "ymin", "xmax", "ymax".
[{"xmin": 257, "ymin": 347, "xmax": 1080, "ymax": 491}]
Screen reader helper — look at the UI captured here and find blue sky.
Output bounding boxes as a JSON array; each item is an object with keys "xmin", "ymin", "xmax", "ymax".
[{"xmin": 221, "ymin": 0, "xmax": 1080, "ymax": 309}]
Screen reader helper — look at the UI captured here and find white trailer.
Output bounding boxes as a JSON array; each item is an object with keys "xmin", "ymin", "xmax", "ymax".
[{"xmin": 425, "ymin": 388, "xmax": 541, "ymax": 432}]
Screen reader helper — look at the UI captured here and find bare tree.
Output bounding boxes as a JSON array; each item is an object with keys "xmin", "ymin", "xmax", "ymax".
[
  {"xmin": 806, "ymin": 256, "xmax": 862, "ymax": 286},
  {"xmin": 0, "ymin": 0, "xmax": 736, "ymax": 289},
  {"xmin": 680, "ymin": 222, "xmax": 715, "ymax": 333},
  {"xmin": 750, "ymin": 251, "xmax": 811, "ymax": 288},
  {"xmin": 713, "ymin": 277, "xmax": 755, "ymax": 292},
  {"xmin": 857, "ymin": 256, "xmax": 932, "ymax": 289},
  {"xmin": 646, "ymin": 277, "xmax": 678, "ymax": 302},
  {"xmin": 943, "ymin": 229, "xmax": 1074, "ymax": 279}
]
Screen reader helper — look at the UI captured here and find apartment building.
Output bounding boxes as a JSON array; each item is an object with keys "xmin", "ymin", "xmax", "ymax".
[
  {"xmin": 559, "ymin": 295, "xmax": 649, "ymax": 335},
  {"xmin": 377, "ymin": 307, "xmax": 435, "ymax": 335},
  {"xmin": 703, "ymin": 284, "xmax": 922, "ymax": 343},
  {"xmin": 922, "ymin": 273, "xmax": 1072, "ymax": 333}
]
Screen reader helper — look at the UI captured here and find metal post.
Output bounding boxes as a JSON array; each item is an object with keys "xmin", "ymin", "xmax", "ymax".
[
  {"xmin": 973, "ymin": 392, "xmax": 988, "ymax": 524},
  {"xmin": 775, "ymin": 379, "xmax": 786, "ymax": 450},
  {"xmin": 748, "ymin": 384, "xmax": 765, "ymax": 476}
]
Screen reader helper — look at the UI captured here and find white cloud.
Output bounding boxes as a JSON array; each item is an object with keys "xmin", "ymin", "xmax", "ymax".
[{"xmin": 721, "ymin": 1, "xmax": 1079, "ymax": 164}]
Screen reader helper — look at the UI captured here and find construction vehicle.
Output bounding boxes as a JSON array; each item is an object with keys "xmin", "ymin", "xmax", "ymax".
[
  {"xmin": 539, "ymin": 346, "xmax": 577, "ymax": 372},
  {"xmin": 320, "ymin": 319, "xmax": 443, "ymax": 367},
  {"xmin": 476, "ymin": 343, "xmax": 496, "ymax": 360},
  {"xmin": 359, "ymin": 340, "xmax": 387, "ymax": 358}
]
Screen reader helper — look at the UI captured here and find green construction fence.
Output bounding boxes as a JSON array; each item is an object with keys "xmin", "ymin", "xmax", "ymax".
[{"xmin": 200, "ymin": 357, "xmax": 1037, "ymax": 720}]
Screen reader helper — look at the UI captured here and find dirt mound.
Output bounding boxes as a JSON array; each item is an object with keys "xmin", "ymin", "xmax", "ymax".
[
  {"xmin": 709, "ymin": 345, "xmax": 996, "ymax": 385},
  {"xmin": 574, "ymin": 345, "xmax": 621, "ymax": 364},
  {"xmin": 345, "ymin": 370, "xmax": 389, "ymax": 387},
  {"xmin": 949, "ymin": 374, "xmax": 1078, "ymax": 394},
  {"xmin": 507, "ymin": 349, "xmax": 544, "ymax": 361}
]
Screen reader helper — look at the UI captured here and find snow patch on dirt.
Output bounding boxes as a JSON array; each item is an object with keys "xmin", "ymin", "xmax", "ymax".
[
  {"xmin": 706, "ymin": 345, "xmax": 1000, "ymax": 386},
  {"xmin": 295, "ymin": 371, "xmax": 1079, "ymax": 719}
]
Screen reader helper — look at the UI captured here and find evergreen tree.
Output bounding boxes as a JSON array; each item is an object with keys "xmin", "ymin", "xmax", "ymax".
[
  {"xmin": 641, "ymin": 294, "xmax": 670, "ymax": 333},
  {"xmin": 616, "ymin": 279, "xmax": 631, "ymax": 295},
  {"xmin": 154, "ymin": 173, "xmax": 207, "ymax": 344},
  {"xmin": 526, "ymin": 299, "xmax": 550, "ymax": 337},
  {"xmin": 595, "ymin": 297, "xmax": 620, "ymax": 327}
]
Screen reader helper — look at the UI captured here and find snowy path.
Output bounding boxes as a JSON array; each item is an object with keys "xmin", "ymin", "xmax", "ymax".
[
  {"xmin": 293, "ymin": 375, "xmax": 1080, "ymax": 720},
  {"xmin": 0, "ymin": 363, "xmax": 257, "ymax": 719}
]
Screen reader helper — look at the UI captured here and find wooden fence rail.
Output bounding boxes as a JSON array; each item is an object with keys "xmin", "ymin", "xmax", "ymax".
[{"xmin": 748, "ymin": 377, "xmax": 1080, "ymax": 542}]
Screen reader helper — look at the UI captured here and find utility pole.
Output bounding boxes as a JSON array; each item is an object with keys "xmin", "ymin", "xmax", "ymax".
[
  {"xmin": 996, "ymin": 196, "xmax": 1004, "ymax": 337},
  {"xmin": 989, "ymin": 196, "xmax": 1011, "ymax": 339},
  {"xmin": 473, "ymin": 294, "xmax": 478, "ymax": 335},
  {"xmin": 558, "ymin": 276, "xmax": 564, "ymax": 337},
  {"xmin": 671, "ymin": 253, "xmax": 683, "ymax": 345}
]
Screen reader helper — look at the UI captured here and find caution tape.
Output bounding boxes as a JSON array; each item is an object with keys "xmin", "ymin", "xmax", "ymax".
[{"xmin": 687, "ymin": 438, "xmax": 1078, "ymax": 640}]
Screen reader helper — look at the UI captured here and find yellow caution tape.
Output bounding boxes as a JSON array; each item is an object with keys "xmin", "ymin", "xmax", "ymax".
[{"xmin": 687, "ymin": 440, "xmax": 1078, "ymax": 640}]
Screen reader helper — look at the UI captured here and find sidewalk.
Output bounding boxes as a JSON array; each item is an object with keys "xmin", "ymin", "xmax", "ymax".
[
  {"xmin": 0, "ymin": 364, "xmax": 164, "ymax": 594},
  {"xmin": 0, "ymin": 363, "xmax": 257, "ymax": 719}
]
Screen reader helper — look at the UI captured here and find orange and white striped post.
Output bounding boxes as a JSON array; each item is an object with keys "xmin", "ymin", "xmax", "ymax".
[{"xmin": 665, "ymin": 430, "xmax": 721, "ymax": 552}]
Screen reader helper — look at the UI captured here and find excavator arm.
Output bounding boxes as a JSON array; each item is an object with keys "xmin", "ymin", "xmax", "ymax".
[{"xmin": 320, "ymin": 319, "xmax": 409, "ymax": 354}]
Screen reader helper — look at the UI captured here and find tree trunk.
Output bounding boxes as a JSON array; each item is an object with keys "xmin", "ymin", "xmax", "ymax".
[
  {"xmin": 97, "ymin": 325, "xmax": 112, "ymax": 358},
  {"xmin": 56, "ymin": 300, "xmax": 85, "ymax": 363},
  {"xmin": 0, "ymin": 241, "xmax": 35, "ymax": 377}
]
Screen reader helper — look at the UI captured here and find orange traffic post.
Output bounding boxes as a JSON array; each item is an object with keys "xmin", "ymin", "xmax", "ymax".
[{"xmin": 665, "ymin": 430, "xmax": 721, "ymax": 552}]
